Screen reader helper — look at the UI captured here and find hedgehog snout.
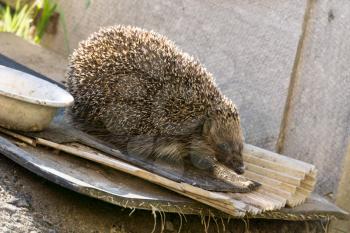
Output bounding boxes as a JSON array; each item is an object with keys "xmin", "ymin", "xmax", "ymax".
[
  {"xmin": 234, "ymin": 164, "xmax": 245, "ymax": 175},
  {"xmin": 227, "ymin": 159, "xmax": 245, "ymax": 174},
  {"xmin": 217, "ymin": 152, "xmax": 245, "ymax": 174}
]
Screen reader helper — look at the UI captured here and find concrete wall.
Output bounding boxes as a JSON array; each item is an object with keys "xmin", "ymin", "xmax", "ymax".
[
  {"xmin": 41, "ymin": 0, "xmax": 350, "ymax": 200},
  {"xmin": 279, "ymin": 0, "xmax": 350, "ymax": 195}
]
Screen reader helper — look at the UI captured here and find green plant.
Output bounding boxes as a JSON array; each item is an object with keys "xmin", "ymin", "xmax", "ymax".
[
  {"xmin": 0, "ymin": 0, "xmax": 90, "ymax": 53},
  {"xmin": 33, "ymin": 0, "xmax": 57, "ymax": 43},
  {"xmin": 0, "ymin": 0, "xmax": 34, "ymax": 41},
  {"xmin": 0, "ymin": 0, "xmax": 59, "ymax": 43}
]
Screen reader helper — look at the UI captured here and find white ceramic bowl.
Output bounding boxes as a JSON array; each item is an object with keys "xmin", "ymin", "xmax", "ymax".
[{"xmin": 0, "ymin": 65, "xmax": 74, "ymax": 131}]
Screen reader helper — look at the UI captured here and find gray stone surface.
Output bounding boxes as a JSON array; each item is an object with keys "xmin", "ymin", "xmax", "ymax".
[
  {"xmin": 43, "ymin": 0, "xmax": 307, "ymax": 150},
  {"xmin": 0, "ymin": 33, "xmax": 67, "ymax": 84},
  {"xmin": 281, "ymin": 0, "xmax": 350, "ymax": 195}
]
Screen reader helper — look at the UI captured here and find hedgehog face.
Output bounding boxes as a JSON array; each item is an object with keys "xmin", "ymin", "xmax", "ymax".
[{"xmin": 202, "ymin": 117, "xmax": 245, "ymax": 174}]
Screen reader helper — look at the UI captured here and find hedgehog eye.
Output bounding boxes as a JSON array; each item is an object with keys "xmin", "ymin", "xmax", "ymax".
[{"xmin": 218, "ymin": 143, "xmax": 229, "ymax": 152}]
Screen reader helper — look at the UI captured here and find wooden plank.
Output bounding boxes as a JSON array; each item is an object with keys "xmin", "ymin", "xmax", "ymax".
[
  {"xmin": 244, "ymin": 153, "xmax": 306, "ymax": 178},
  {"xmin": 0, "ymin": 126, "xmax": 315, "ymax": 215},
  {"xmin": 35, "ymin": 138, "xmax": 246, "ymax": 215},
  {"xmin": 246, "ymin": 192, "xmax": 284, "ymax": 209},
  {"xmin": 303, "ymin": 173, "xmax": 317, "ymax": 187},
  {"xmin": 245, "ymin": 162, "xmax": 302, "ymax": 187},
  {"xmin": 244, "ymin": 170, "xmax": 296, "ymax": 193},
  {"xmin": 287, "ymin": 192, "xmax": 308, "ymax": 207},
  {"xmin": 255, "ymin": 189, "xmax": 287, "ymax": 207},
  {"xmin": 0, "ymin": 128, "xmax": 37, "ymax": 146},
  {"xmin": 259, "ymin": 185, "xmax": 293, "ymax": 200},
  {"xmin": 297, "ymin": 187, "xmax": 312, "ymax": 196},
  {"xmin": 0, "ymin": 128, "xmax": 348, "ymax": 219},
  {"xmin": 244, "ymin": 144, "xmax": 315, "ymax": 173}
]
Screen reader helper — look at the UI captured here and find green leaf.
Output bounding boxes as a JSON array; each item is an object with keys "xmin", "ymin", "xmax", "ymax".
[
  {"xmin": 0, "ymin": 0, "xmax": 68, "ymax": 44},
  {"xmin": 34, "ymin": 0, "xmax": 58, "ymax": 43}
]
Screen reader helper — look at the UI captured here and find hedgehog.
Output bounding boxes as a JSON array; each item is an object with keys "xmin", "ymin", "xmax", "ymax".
[{"xmin": 67, "ymin": 25, "xmax": 245, "ymax": 175}]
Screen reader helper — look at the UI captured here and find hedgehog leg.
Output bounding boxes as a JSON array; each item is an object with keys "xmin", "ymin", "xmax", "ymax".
[
  {"xmin": 152, "ymin": 137, "xmax": 188, "ymax": 162},
  {"xmin": 126, "ymin": 135, "xmax": 155, "ymax": 160},
  {"xmin": 188, "ymin": 137, "xmax": 217, "ymax": 171}
]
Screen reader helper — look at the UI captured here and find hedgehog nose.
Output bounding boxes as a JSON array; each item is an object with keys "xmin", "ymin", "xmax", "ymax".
[{"xmin": 235, "ymin": 165, "xmax": 245, "ymax": 175}]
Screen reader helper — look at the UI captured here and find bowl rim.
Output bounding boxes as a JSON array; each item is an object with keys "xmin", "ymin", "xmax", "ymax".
[{"xmin": 0, "ymin": 65, "xmax": 74, "ymax": 107}]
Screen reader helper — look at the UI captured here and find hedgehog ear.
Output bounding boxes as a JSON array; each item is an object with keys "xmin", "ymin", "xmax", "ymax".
[{"xmin": 202, "ymin": 117, "xmax": 212, "ymax": 136}]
